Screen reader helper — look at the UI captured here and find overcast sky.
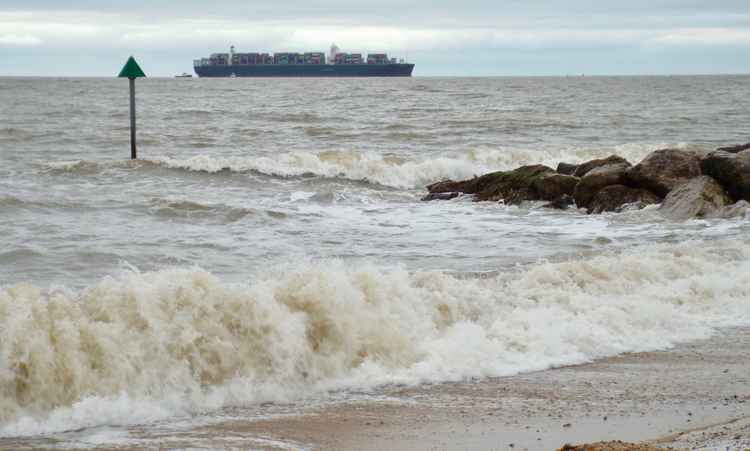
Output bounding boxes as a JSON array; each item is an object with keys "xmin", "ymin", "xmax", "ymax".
[{"xmin": 1, "ymin": 1, "xmax": 749, "ymax": 76}]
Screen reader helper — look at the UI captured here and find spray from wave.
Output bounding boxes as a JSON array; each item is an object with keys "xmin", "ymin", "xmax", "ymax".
[
  {"xmin": 39, "ymin": 143, "xmax": 685, "ymax": 189},
  {"xmin": 1, "ymin": 238, "xmax": 749, "ymax": 435},
  {"xmin": 151, "ymin": 143, "xmax": 682, "ymax": 189}
]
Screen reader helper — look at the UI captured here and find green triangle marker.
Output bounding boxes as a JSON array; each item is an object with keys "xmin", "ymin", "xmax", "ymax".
[{"xmin": 118, "ymin": 56, "xmax": 146, "ymax": 79}]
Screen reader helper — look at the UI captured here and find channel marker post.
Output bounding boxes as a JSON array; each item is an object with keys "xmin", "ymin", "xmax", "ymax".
[{"xmin": 118, "ymin": 57, "xmax": 146, "ymax": 159}]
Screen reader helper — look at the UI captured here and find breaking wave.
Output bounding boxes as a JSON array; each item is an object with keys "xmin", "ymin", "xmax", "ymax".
[
  {"xmin": 39, "ymin": 143, "xmax": 684, "ymax": 189},
  {"xmin": 152, "ymin": 143, "xmax": 679, "ymax": 190},
  {"xmin": 2, "ymin": 238, "xmax": 749, "ymax": 435}
]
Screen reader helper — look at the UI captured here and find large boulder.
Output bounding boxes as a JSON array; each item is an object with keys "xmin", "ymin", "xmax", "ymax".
[
  {"xmin": 421, "ymin": 192, "xmax": 460, "ymax": 202},
  {"xmin": 425, "ymin": 165, "xmax": 559, "ymax": 203},
  {"xmin": 426, "ymin": 179, "xmax": 475, "ymax": 195},
  {"xmin": 659, "ymin": 176, "xmax": 732, "ymax": 220},
  {"xmin": 573, "ymin": 162, "xmax": 631, "ymax": 209},
  {"xmin": 531, "ymin": 173, "xmax": 579, "ymax": 201},
  {"xmin": 717, "ymin": 143, "xmax": 750, "ymax": 153},
  {"xmin": 472, "ymin": 165, "xmax": 556, "ymax": 202},
  {"xmin": 626, "ymin": 148, "xmax": 702, "ymax": 197},
  {"xmin": 573, "ymin": 155, "xmax": 630, "ymax": 177},
  {"xmin": 587, "ymin": 185, "xmax": 660, "ymax": 214},
  {"xmin": 556, "ymin": 162, "xmax": 578, "ymax": 175},
  {"xmin": 701, "ymin": 150, "xmax": 750, "ymax": 202}
]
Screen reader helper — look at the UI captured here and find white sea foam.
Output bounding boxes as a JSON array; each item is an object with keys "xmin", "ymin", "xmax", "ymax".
[
  {"xmin": 152, "ymin": 143, "xmax": 679, "ymax": 189},
  {"xmin": 2, "ymin": 238, "xmax": 748, "ymax": 435}
]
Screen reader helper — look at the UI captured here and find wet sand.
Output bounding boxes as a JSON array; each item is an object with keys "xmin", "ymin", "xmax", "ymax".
[
  {"xmin": 207, "ymin": 327, "xmax": 750, "ymax": 450},
  {"xmin": 3, "ymin": 328, "xmax": 749, "ymax": 450}
]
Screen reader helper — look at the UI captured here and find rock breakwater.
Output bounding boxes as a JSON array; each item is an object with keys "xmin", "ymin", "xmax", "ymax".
[{"xmin": 423, "ymin": 144, "xmax": 750, "ymax": 220}]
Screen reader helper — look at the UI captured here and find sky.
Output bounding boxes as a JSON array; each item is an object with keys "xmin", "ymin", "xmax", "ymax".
[{"xmin": 1, "ymin": 1, "xmax": 749, "ymax": 76}]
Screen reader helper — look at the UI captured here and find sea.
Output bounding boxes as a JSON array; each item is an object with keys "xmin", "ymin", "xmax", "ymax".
[{"xmin": 1, "ymin": 75, "xmax": 749, "ymax": 448}]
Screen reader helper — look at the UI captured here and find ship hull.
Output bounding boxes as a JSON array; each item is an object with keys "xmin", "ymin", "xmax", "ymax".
[{"xmin": 194, "ymin": 63, "xmax": 414, "ymax": 77}]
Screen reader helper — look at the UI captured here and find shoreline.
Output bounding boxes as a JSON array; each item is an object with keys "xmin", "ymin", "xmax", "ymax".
[{"xmin": 197, "ymin": 327, "xmax": 750, "ymax": 450}]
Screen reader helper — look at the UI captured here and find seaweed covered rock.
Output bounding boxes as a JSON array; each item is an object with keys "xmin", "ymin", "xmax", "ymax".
[
  {"xmin": 423, "ymin": 146, "xmax": 750, "ymax": 214},
  {"xmin": 470, "ymin": 165, "xmax": 556, "ymax": 202},
  {"xmin": 556, "ymin": 162, "xmax": 578, "ymax": 175},
  {"xmin": 424, "ymin": 165, "xmax": 564, "ymax": 204},
  {"xmin": 573, "ymin": 155, "xmax": 630, "ymax": 177},
  {"xmin": 587, "ymin": 185, "xmax": 660, "ymax": 214},
  {"xmin": 573, "ymin": 163, "xmax": 631, "ymax": 210},
  {"xmin": 626, "ymin": 149, "xmax": 702, "ymax": 197},
  {"xmin": 701, "ymin": 150, "xmax": 750, "ymax": 202},
  {"xmin": 425, "ymin": 179, "xmax": 475, "ymax": 195},
  {"xmin": 421, "ymin": 192, "xmax": 460, "ymax": 202},
  {"xmin": 659, "ymin": 176, "xmax": 732, "ymax": 220},
  {"xmin": 531, "ymin": 173, "xmax": 580, "ymax": 201}
]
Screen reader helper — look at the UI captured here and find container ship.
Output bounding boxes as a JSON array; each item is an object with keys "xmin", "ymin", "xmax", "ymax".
[{"xmin": 193, "ymin": 44, "xmax": 414, "ymax": 77}]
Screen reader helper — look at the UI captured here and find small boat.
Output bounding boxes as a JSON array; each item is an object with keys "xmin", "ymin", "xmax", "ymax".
[{"xmin": 175, "ymin": 72, "xmax": 193, "ymax": 78}]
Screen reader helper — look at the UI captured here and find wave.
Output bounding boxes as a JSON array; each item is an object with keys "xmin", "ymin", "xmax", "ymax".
[
  {"xmin": 151, "ymin": 143, "xmax": 679, "ymax": 190},
  {"xmin": 40, "ymin": 159, "xmax": 161, "ymax": 175},
  {"xmin": 42, "ymin": 160, "xmax": 105, "ymax": 175},
  {"xmin": 0, "ymin": 247, "xmax": 46, "ymax": 261},
  {"xmin": 39, "ymin": 142, "xmax": 688, "ymax": 189},
  {"xmin": 0, "ymin": 195, "xmax": 24, "ymax": 207},
  {"xmin": 0, "ymin": 195, "xmax": 85, "ymax": 210},
  {"xmin": 147, "ymin": 198, "xmax": 285, "ymax": 223},
  {"xmin": 1, "ymin": 238, "xmax": 749, "ymax": 435},
  {"xmin": 269, "ymin": 112, "xmax": 325, "ymax": 123},
  {"xmin": 303, "ymin": 126, "xmax": 341, "ymax": 137},
  {"xmin": 0, "ymin": 127, "xmax": 32, "ymax": 142},
  {"xmin": 411, "ymin": 85, "xmax": 444, "ymax": 93}
]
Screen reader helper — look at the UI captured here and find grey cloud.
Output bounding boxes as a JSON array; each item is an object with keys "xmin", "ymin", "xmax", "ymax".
[{"xmin": 1, "ymin": 1, "xmax": 749, "ymax": 75}]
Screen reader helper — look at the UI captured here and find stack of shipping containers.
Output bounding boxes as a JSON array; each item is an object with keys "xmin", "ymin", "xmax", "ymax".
[
  {"xmin": 198, "ymin": 49, "xmax": 397, "ymax": 67},
  {"xmin": 209, "ymin": 53, "xmax": 229, "ymax": 65},
  {"xmin": 274, "ymin": 53, "xmax": 288, "ymax": 64},
  {"xmin": 273, "ymin": 53, "xmax": 309, "ymax": 64},
  {"xmin": 367, "ymin": 54, "xmax": 389, "ymax": 64},
  {"xmin": 334, "ymin": 53, "xmax": 363, "ymax": 64},
  {"xmin": 304, "ymin": 52, "xmax": 325, "ymax": 64},
  {"xmin": 333, "ymin": 53, "xmax": 368, "ymax": 64}
]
